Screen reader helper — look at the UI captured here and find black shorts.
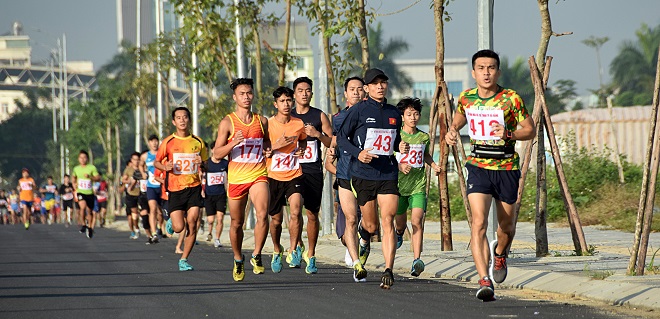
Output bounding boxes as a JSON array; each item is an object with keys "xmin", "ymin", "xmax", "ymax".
[
  {"xmin": 301, "ymin": 172, "xmax": 323, "ymax": 214},
  {"xmin": 126, "ymin": 194, "xmax": 139, "ymax": 210},
  {"xmin": 76, "ymin": 193, "xmax": 95, "ymax": 210},
  {"xmin": 351, "ymin": 177, "xmax": 399, "ymax": 207},
  {"xmin": 168, "ymin": 186, "xmax": 203, "ymax": 213},
  {"xmin": 268, "ymin": 177, "xmax": 303, "ymax": 216},
  {"xmin": 63, "ymin": 200, "xmax": 74, "ymax": 210},
  {"xmin": 205, "ymin": 194, "xmax": 227, "ymax": 216},
  {"xmin": 466, "ymin": 164, "xmax": 520, "ymax": 205},
  {"xmin": 138, "ymin": 194, "xmax": 149, "ymax": 211},
  {"xmin": 337, "ymin": 178, "xmax": 352, "ymax": 191},
  {"xmin": 98, "ymin": 201, "xmax": 107, "ymax": 210}
]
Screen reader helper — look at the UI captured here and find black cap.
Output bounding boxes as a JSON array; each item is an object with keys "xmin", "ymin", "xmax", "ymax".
[
  {"xmin": 363, "ymin": 68, "xmax": 389, "ymax": 84},
  {"xmin": 148, "ymin": 134, "xmax": 159, "ymax": 141}
]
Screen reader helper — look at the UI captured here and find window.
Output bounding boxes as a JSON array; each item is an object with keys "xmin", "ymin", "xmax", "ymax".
[{"xmin": 1, "ymin": 103, "xmax": 9, "ymax": 114}]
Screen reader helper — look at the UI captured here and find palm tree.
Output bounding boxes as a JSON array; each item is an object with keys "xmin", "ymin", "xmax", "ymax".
[
  {"xmin": 498, "ymin": 56, "xmax": 534, "ymax": 109},
  {"xmin": 610, "ymin": 23, "xmax": 660, "ymax": 106},
  {"xmin": 347, "ymin": 22, "xmax": 413, "ymax": 94}
]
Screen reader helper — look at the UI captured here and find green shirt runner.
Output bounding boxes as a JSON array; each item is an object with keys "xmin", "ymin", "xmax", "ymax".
[
  {"xmin": 396, "ymin": 129, "xmax": 431, "ymax": 197},
  {"xmin": 72, "ymin": 165, "xmax": 100, "ymax": 195}
]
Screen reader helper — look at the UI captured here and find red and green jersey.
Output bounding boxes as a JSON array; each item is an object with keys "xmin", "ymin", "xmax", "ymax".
[{"xmin": 457, "ymin": 86, "xmax": 529, "ymax": 170}]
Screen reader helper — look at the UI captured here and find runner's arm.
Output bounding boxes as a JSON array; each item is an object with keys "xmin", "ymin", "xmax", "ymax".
[
  {"xmin": 318, "ymin": 111, "xmax": 333, "ymax": 148},
  {"xmin": 336, "ymin": 108, "xmax": 362, "ymax": 159},
  {"xmin": 324, "ymin": 136, "xmax": 337, "ymax": 175},
  {"xmin": 510, "ymin": 117, "xmax": 535, "ymax": 141},
  {"xmin": 212, "ymin": 117, "xmax": 240, "ymax": 160}
]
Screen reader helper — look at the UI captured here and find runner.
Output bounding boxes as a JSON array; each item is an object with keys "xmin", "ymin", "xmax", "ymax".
[
  {"xmin": 59, "ymin": 174, "xmax": 75, "ymax": 226},
  {"xmin": 141, "ymin": 134, "xmax": 163, "ymax": 243},
  {"xmin": 18, "ymin": 168, "xmax": 36, "ymax": 230},
  {"xmin": 290, "ymin": 76, "xmax": 333, "ymax": 272},
  {"xmin": 324, "ymin": 76, "xmax": 365, "ymax": 271},
  {"xmin": 94, "ymin": 179, "xmax": 109, "ymax": 227},
  {"xmin": 264, "ymin": 86, "xmax": 307, "ymax": 274},
  {"xmin": 337, "ymin": 68, "xmax": 409, "ymax": 288},
  {"xmin": 203, "ymin": 141, "xmax": 228, "ymax": 248},
  {"xmin": 9, "ymin": 189, "xmax": 19, "ymax": 225},
  {"xmin": 0, "ymin": 189, "xmax": 9, "ymax": 225},
  {"xmin": 137, "ymin": 151, "xmax": 153, "ymax": 243},
  {"xmin": 394, "ymin": 97, "xmax": 442, "ymax": 277},
  {"xmin": 445, "ymin": 49, "xmax": 535, "ymax": 301},
  {"xmin": 154, "ymin": 106, "xmax": 208, "ymax": 271},
  {"xmin": 40, "ymin": 176, "xmax": 58, "ymax": 225},
  {"xmin": 122, "ymin": 153, "xmax": 142, "ymax": 239},
  {"xmin": 212, "ymin": 78, "xmax": 270, "ymax": 281},
  {"xmin": 72, "ymin": 150, "xmax": 101, "ymax": 238}
]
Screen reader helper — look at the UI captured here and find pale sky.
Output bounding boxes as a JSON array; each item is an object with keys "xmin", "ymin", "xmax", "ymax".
[{"xmin": 2, "ymin": 0, "xmax": 658, "ymax": 95}]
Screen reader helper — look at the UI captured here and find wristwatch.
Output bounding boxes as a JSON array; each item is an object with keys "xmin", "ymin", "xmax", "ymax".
[{"xmin": 504, "ymin": 129, "xmax": 513, "ymax": 141}]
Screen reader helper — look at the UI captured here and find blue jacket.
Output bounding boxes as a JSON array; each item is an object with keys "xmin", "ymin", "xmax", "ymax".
[
  {"xmin": 332, "ymin": 107, "xmax": 353, "ymax": 181},
  {"xmin": 337, "ymin": 96, "xmax": 402, "ymax": 181}
]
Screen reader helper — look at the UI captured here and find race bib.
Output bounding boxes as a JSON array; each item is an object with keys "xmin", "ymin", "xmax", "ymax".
[
  {"xmin": 207, "ymin": 172, "xmax": 227, "ymax": 186},
  {"xmin": 20, "ymin": 181, "xmax": 32, "ymax": 191},
  {"xmin": 62, "ymin": 193, "xmax": 74, "ymax": 201},
  {"xmin": 231, "ymin": 138, "xmax": 264, "ymax": 163},
  {"xmin": 139, "ymin": 180, "xmax": 148, "ymax": 192},
  {"xmin": 465, "ymin": 109, "xmax": 505, "ymax": 141},
  {"xmin": 46, "ymin": 185, "xmax": 57, "ymax": 193},
  {"xmin": 299, "ymin": 140, "xmax": 318, "ymax": 163},
  {"xmin": 0, "ymin": 199, "xmax": 6, "ymax": 206},
  {"xmin": 270, "ymin": 150, "xmax": 300, "ymax": 172},
  {"xmin": 364, "ymin": 128, "xmax": 396, "ymax": 156},
  {"xmin": 148, "ymin": 171, "xmax": 161, "ymax": 185},
  {"xmin": 78, "ymin": 179, "xmax": 92, "ymax": 191},
  {"xmin": 396, "ymin": 144, "xmax": 425, "ymax": 168},
  {"xmin": 172, "ymin": 153, "xmax": 199, "ymax": 175}
]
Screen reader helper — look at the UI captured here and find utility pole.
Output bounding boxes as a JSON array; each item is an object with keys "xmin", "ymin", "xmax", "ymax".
[
  {"xmin": 317, "ymin": 0, "xmax": 333, "ymax": 236},
  {"xmin": 235, "ymin": 0, "xmax": 247, "ymax": 78},
  {"xmin": 477, "ymin": 0, "xmax": 496, "ymax": 241},
  {"xmin": 58, "ymin": 38, "xmax": 65, "ymax": 178},
  {"xmin": 135, "ymin": 0, "xmax": 142, "ymax": 152},
  {"xmin": 116, "ymin": 0, "xmax": 124, "ymax": 50},
  {"xmin": 63, "ymin": 33, "xmax": 70, "ymax": 174},
  {"xmin": 156, "ymin": 0, "xmax": 164, "ymax": 139}
]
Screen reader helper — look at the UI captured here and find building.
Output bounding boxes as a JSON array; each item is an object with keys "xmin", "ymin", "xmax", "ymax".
[
  {"xmin": 391, "ymin": 58, "xmax": 470, "ymax": 101},
  {"xmin": 260, "ymin": 22, "xmax": 315, "ymax": 83}
]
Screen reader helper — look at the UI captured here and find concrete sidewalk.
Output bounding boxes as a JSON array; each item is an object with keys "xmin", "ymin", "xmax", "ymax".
[{"xmin": 108, "ymin": 215, "xmax": 660, "ymax": 311}]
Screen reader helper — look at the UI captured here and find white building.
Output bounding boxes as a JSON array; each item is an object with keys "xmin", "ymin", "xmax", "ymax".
[{"xmin": 391, "ymin": 58, "xmax": 470, "ymax": 101}]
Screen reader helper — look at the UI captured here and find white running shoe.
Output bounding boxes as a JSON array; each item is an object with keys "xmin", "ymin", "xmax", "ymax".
[
  {"xmin": 344, "ymin": 249, "xmax": 354, "ymax": 267},
  {"xmin": 214, "ymin": 239, "xmax": 222, "ymax": 248}
]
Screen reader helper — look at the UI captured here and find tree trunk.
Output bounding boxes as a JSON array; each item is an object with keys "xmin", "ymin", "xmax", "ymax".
[
  {"xmin": 630, "ymin": 45, "xmax": 660, "ymax": 275},
  {"xmin": 606, "ymin": 96, "xmax": 625, "ymax": 184},
  {"xmin": 535, "ymin": 118, "xmax": 548, "ymax": 256},
  {"xmin": 357, "ymin": 0, "xmax": 369, "ymax": 73},
  {"xmin": 315, "ymin": 0, "xmax": 338, "ymax": 114},
  {"xmin": 530, "ymin": 60, "xmax": 588, "ymax": 255},
  {"xmin": 278, "ymin": 0, "xmax": 292, "ymax": 86},
  {"xmin": 106, "ymin": 121, "xmax": 115, "ymax": 216},
  {"xmin": 253, "ymin": 29, "xmax": 263, "ymax": 101},
  {"xmin": 115, "ymin": 123, "xmax": 122, "ymax": 214}
]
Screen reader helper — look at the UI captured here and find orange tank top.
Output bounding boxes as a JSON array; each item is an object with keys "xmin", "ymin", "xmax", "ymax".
[
  {"xmin": 228, "ymin": 112, "xmax": 268, "ymax": 184},
  {"xmin": 19, "ymin": 177, "xmax": 35, "ymax": 202}
]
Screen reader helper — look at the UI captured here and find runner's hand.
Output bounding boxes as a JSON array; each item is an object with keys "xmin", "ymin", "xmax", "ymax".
[
  {"xmin": 491, "ymin": 123, "xmax": 505, "ymax": 139},
  {"xmin": 358, "ymin": 148, "xmax": 379, "ymax": 164},
  {"xmin": 193, "ymin": 154, "xmax": 202, "ymax": 165},
  {"xmin": 445, "ymin": 129, "xmax": 458, "ymax": 146},
  {"xmin": 263, "ymin": 147, "xmax": 273, "ymax": 158},
  {"xmin": 398, "ymin": 163, "xmax": 411, "ymax": 174},
  {"xmin": 305, "ymin": 124, "xmax": 321, "ymax": 138},
  {"xmin": 399, "ymin": 141, "xmax": 410, "ymax": 154},
  {"xmin": 233, "ymin": 130, "xmax": 245, "ymax": 146},
  {"xmin": 326, "ymin": 147, "xmax": 335, "ymax": 158},
  {"xmin": 294, "ymin": 147, "xmax": 304, "ymax": 157},
  {"xmin": 431, "ymin": 162, "xmax": 442, "ymax": 174},
  {"xmin": 164, "ymin": 160, "xmax": 173, "ymax": 172}
]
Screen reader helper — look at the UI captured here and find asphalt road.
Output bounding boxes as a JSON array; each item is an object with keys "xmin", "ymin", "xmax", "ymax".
[{"xmin": 0, "ymin": 223, "xmax": 635, "ymax": 319}]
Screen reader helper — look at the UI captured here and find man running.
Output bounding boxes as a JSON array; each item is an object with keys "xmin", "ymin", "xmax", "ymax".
[
  {"xmin": 337, "ymin": 68, "xmax": 409, "ymax": 289},
  {"xmin": 204, "ymin": 141, "xmax": 228, "ymax": 248},
  {"xmin": 59, "ymin": 175, "xmax": 75, "ymax": 226},
  {"xmin": 155, "ymin": 106, "xmax": 208, "ymax": 271},
  {"xmin": 40, "ymin": 176, "xmax": 58, "ymax": 224},
  {"xmin": 94, "ymin": 179, "xmax": 108, "ymax": 227},
  {"xmin": 72, "ymin": 151, "xmax": 101, "ymax": 238},
  {"xmin": 122, "ymin": 153, "xmax": 142, "ymax": 239},
  {"xmin": 445, "ymin": 49, "xmax": 535, "ymax": 301},
  {"xmin": 141, "ymin": 134, "xmax": 163, "ymax": 242},
  {"xmin": 137, "ymin": 151, "xmax": 153, "ymax": 243},
  {"xmin": 325, "ymin": 76, "xmax": 365, "ymax": 270},
  {"xmin": 212, "ymin": 78, "xmax": 270, "ymax": 281},
  {"xmin": 394, "ymin": 97, "xmax": 442, "ymax": 277},
  {"xmin": 0, "ymin": 189, "xmax": 9, "ymax": 225},
  {"xmin": 290, "ymin": 76, "xmax": 333, "ymax": 272},
  {"xmin": 265, "ymin": 86, "xmax": 307, "ymax": 274},
  {"xmin": 18, "ymin": 168, "xmax": 36, "ymax": 229}
]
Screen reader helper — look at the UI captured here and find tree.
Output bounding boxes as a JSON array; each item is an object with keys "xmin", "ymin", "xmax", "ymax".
[
  {"xmin": 610, "ymin": 23, "xmax": 660, "ymax": 106},
  {"xmin": 582, "ymin": 36, "xmax": 609, "ymax": 106}
]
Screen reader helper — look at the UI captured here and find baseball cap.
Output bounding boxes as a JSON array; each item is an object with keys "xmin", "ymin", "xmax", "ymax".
[{"xmin": 363, "ymin": 68, "xmax": 389, "ymax": 84}]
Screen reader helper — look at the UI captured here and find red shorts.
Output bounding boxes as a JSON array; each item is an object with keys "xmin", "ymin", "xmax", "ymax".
[{"xmin": 227, "ymin": 175, "xmax": 268, "ymax": 200}]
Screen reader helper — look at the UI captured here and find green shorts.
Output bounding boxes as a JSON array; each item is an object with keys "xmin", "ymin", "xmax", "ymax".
[{"xmin": 396, "ymin": 192, "xmax": 426, "ymax": 216}]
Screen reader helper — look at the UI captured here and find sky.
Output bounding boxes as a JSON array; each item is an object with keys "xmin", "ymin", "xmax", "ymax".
[{"xmin": 2, "ymin": 0, "xmax": 659, "ymax": 96}]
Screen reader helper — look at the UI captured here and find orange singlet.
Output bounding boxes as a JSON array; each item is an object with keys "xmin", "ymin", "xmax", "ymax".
[{"xmin": 227, "ymin": 112, "xmax": 268, "ymax": 199}]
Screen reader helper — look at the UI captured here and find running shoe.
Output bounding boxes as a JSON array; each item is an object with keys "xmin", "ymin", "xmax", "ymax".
[
  {"xmin": 214, "ymin": 239, "xmax": 222, "ymax": 248},
  {"xmin": 199, "ymin": 219, "xmax": 205, "ymax": 234},
  {"xmin": 178, "ymin": 258, "xmax": 194, "ymax": 271},
  {"xmin": 396, "ymin": 231, "xmax": 404, "ymax": 249},
  {"xmin": 25, "ymin": 222, "xmax": 30, "ymax": 230},
  {"xmin": 87, "ymin": 228, "xmax": 94, "ymax": 239},
  {"xmin": 250, "ymin": 254, "xmax": 265, "ymax": 274},
  {"xmin": 358, "ymin": 240, "xmax": 370, "ymax": 266},
  {"xmin": 305, "ymin": 256, "xmax": 318, "ymax": 274},
  {"xmin": 380, "ymin": 268, "xmax": 394, "ymax": 289},
  {"xmin": 353, "ymin": 261, "xmax": 367, "ymax": 282},
  {"xmin": 156, "ymin": 228, "xmax": 164, "ymax": 238},
  {"xmin": 79, "ymin": 225, "xmax": 87, "ymax": 234},
  {"xmin": 286, "ymin": 248, "xmax": 301, "ymax": 268},
  {"xmin": 151, "ymin": 234, "xmax": 159, "ymax": 244},
  {"xmin": 206, "ymin": 233, "xmax": 212, "ymax": 242},
  {"xmin": 489, "ymin": 239, "xmax": 508, "ymax": 283},
  {"xmin": 476, "ymin": 276, "xmax": 495, "ymax": 301},
  {"xmin": 165, "ymin": 218, "xmax": 173, "ymax": 235},
  {"xmin": 411, "ymin": 258, "xmax": 425, "ymax": 277},
  {"xmin": 271, "ymin": 244, "xmax": 284, "ymax": 273},
  {"xmin": 344, "ymin": 249, "xmax": 354, "ymax": 267},
  {"xmin": 233, "ymin": 257, "xmax": 245, "ymax": 281},
  {"xmin": 129, "ymin": 231, "xmax": 137, "ymax": 239}
]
